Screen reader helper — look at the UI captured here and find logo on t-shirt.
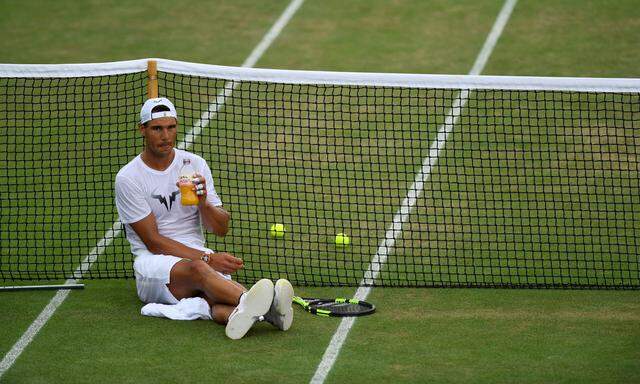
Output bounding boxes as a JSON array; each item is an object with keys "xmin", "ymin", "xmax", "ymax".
[{"xmin": 151, "ymin": 189, "xmax": 180, "ymax": 211}]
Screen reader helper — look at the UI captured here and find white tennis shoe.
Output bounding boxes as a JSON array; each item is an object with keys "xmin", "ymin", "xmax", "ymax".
[
  {"xmin": 225, "ymin": 279, "xmax": 274, "ymax": 340},
  {"xmin": 263, "ymin": 278, "xmax": 294, "ymax": 331}
]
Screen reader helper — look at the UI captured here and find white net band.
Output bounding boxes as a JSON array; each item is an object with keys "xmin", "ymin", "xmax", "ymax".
[{"xmin": 0, "ymin": 58, "xmax": 639, "ymax": 93}]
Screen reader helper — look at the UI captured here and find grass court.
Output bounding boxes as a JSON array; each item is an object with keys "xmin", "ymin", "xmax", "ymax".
[{"xmin": 1, "ymin": 1, "xmax": 639, "ymax": 382}]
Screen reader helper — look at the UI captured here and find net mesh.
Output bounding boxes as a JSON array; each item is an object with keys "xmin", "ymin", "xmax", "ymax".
[{"xmin": 1, "ymin": 63, "xmax": 639, "ymax": 288}]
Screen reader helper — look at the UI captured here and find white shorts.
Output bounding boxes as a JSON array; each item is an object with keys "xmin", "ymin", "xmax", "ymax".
[
  {"xmin": 134, "ymin": 253, "xmax": 185, "ymax": 304},
  {"xmin": 133, "ymin": 249, "xmax": 233, "ymax": 305}
]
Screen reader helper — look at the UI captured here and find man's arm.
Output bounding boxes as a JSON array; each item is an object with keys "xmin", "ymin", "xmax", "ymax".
[
  {"xmin": 129, "ymin": 213, "xmax": 242, "ymax": 274},
  {"xmin": 189, "ymin": 173, "xmax": 230, "ymax": 236},
  {"xmin": 198, "ymin": 200, "xmax": 230, "ymax": 236}
]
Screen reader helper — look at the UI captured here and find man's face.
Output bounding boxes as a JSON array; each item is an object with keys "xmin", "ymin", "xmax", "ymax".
[{"xmin": 140, "ymin": 117, "xmax": 177, "ymax": 158}]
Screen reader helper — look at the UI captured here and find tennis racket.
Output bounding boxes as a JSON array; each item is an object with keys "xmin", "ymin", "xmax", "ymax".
[{"xmin": 292, "ymin": 296, "xmax": 375, "ymax": 317}]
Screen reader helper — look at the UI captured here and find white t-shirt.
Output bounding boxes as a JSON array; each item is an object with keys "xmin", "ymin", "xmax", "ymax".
[{"xmin": 115, "ymin": 149, "xmax": 222, "ymax": 257}]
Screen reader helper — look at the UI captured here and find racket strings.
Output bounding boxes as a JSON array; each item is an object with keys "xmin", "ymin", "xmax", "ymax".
[{"xmin": 312, "ymin": 301, "xmax": 373, "ymax": 316}]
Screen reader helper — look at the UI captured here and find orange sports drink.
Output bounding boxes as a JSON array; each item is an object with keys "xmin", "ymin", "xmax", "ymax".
[{"xmin": 179, "ymin": 159, "xmax": 199, "ymax": 206}]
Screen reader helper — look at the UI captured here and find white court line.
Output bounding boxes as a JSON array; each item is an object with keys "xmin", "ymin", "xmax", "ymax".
[
  {"xmin": 0, "ymin": 0, "xmax": 305, "ymax": 378},
  {"xmin": 309, "ymin": 1, "xmax": 518, "ymax": 382}
]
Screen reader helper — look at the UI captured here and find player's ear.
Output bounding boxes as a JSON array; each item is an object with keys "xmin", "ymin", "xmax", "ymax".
[{"xmin": 138, "ymin": 123, "xmax": 146, "ymax": 136}]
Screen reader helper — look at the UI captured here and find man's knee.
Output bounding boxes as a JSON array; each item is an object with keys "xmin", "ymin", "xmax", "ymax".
[{"xmin": 171, "ymin": 259, "xmax": 215, "ymax": 288}]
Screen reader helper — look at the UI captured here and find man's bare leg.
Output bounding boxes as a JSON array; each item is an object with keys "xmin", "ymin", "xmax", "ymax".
[
  {"xmin": 167, "ymin": 259, "xmax": 243, "ymax": 306},
  {"xmin": 166, "ymin": 260, "xmax": 275, "ymax": 339},
  {"xmin": 210, "ymin": 304, "xmax": 235, "ymax": 325}
]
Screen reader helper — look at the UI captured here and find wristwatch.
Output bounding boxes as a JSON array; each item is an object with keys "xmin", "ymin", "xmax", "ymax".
[{"xmin": 201, "ymin": 253, "xmax": 211, "ymax": 263}]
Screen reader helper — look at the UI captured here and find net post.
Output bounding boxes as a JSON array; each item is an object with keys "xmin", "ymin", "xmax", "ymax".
[{"xmin": 147, "ymin": 60, "xmax": 158, "ymax": 98}]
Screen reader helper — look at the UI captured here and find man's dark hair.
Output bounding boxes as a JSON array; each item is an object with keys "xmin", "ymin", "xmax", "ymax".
[
  {"xmin": 151, "ymin": 105, "xmax": 171, "ymax": 113},
  {"xmin": 143, "ymin": 105, "xmax": 172, "ymax": 126}
]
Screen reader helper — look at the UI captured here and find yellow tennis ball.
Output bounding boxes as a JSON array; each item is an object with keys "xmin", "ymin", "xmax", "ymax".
[
  {"xmin": 270, "ymin": 223, "xmax": 285, "ymax": 238},
  {"xmin": 335, "ymin": 233, "xmax": 350, "ymax": 246}
]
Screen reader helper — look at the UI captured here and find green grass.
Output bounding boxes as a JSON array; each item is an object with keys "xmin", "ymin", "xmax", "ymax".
[
  {"xmin": 2, "ymin": 284, "xmax": 638, "ymax": 383},
  {"xmin": 0, "ymin": 281, "xmax": 355, "ymax": 384},
  {"xmin": 486, "ymin": 0, "xmax": 640, "ymax": 77},
  {"xmin": 333, "ymin": 288, "xmax": 640, "ymax": 383},
  {"xmin": 1, "ymin": 0, "xmax": 639, "ymax": 383},
  {"xmin": 0, "ymin": 289, "xmax": 58, "ymax": 350},
  {"xmin": 0, "ymin": 0, "xmax": 290, "ymax": 65},
  {"xmin": 258, "ymin": 0, "xmax": 505, "ymax": 74}
]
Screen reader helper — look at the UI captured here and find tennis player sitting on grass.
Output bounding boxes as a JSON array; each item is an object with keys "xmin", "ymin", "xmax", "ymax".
[{"xmin": 115, "ymin": 97, "xmax": 294, "ymax": 339}]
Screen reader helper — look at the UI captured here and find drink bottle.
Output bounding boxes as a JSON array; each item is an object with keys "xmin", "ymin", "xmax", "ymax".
[{"xmin": 179, "ymin": 159, "xmax": 199, "ymax": 205}]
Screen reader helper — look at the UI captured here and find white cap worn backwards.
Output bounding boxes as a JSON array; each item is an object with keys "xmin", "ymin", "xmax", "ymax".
[{"xmin": 140, "ymin": 97, "xmax": 178, "ymax": 124}]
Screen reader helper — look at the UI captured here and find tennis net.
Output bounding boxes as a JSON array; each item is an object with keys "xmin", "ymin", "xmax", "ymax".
[{"xmin": 1, "ymin": 59, "xmax": 639, "ymax": 288}]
